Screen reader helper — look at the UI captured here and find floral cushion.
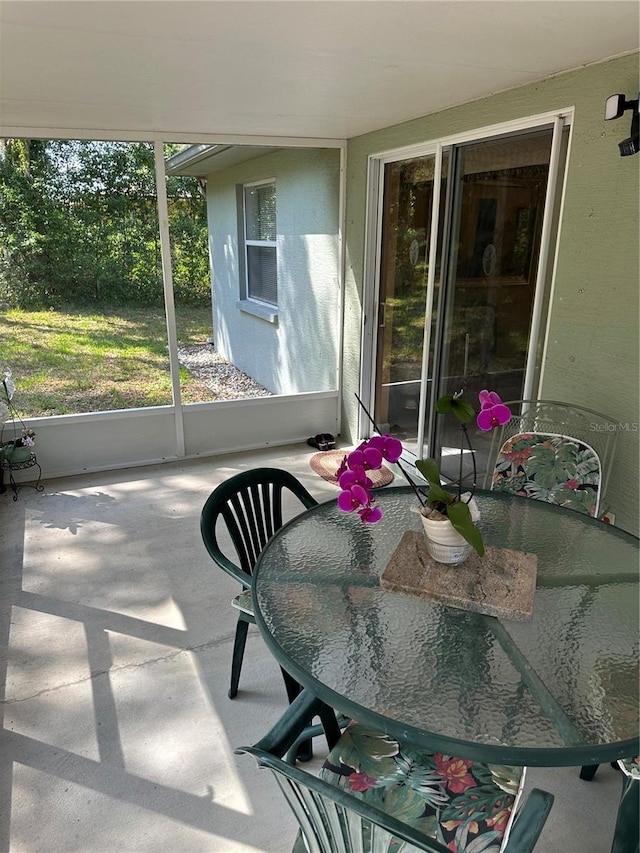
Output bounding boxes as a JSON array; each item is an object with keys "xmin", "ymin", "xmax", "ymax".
[
  {"xmin": 491, "ymin": 432, "xmax": 601, "ymax": 516},
  {"xmin": 231, "ymin": 588, "xmax": 254, "ymax": 615},
  {"xmin": 320, "ymin": 723, "xmax": 524, "ymax": 853},
  {"xmin": 618, "ymin": 756, "xmax": 640, "ymax": 779}
]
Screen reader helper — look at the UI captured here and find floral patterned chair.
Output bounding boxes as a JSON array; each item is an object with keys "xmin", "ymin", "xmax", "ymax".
[
  {"xmin": 491, "ymin": 432, "xmax": 601, "ymax": 515},
  {"xmin": 240, "ymin": 719, "xmax": 554, "ymax": 853},
  {"xmin": 483, "ymin": 400, "xmax": 620, "ymax": 519},
  {"xmin": 484, "ymin": 402, "xmax": 627, "ymax": 803},
  {"xmin": 318, "ymin": 722, "xmax": 551, "ymax": 853}
]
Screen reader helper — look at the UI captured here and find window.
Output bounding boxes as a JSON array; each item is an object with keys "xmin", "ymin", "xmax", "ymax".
[
  {"xmin": 243, "ymin": 180, "xmax": 277, "ymax": 305},
  {"xmin": 0, "ymin": 138, "xmax": 210, "ymax": 415}
]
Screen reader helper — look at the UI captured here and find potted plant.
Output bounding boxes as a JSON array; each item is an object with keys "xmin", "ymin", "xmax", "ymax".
[
  {"xmin": 1, "ymin": 369, "xmax": 36, "ymax": 466},
  {"xmin": 336, "ymin": 390, "xmax": 511, "ymax": 565},
  {"xmin": 413, "ymin": 391, "xmax": 508, "ymax": 563}
]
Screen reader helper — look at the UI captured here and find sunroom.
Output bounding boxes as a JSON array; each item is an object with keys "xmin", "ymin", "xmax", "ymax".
[
  {"xmin": 0, "ymin": 3, "xmax": 638, "ymax": 851},
  {"xmin": 1, "ymin": 1, "xmax": 638, "ymax": 533}
]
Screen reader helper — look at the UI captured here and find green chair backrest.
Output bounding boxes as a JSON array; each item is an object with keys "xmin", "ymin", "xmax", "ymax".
[
  {"xmin": 200, "ymin": 468, "xmax": 318, "ymax": 585},
  {"xmin": 240, "ymin": 745, "xmax": 450, "ymax": 853}
]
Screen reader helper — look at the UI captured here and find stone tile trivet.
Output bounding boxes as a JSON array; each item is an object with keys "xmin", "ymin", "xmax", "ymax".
[{"xmin": 381, "ymin": 530, "xmax": 538, "ymax": 622}]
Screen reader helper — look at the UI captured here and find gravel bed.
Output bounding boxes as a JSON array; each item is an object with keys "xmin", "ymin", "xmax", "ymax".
[{"xmin": 177, "ymin": 344, "xmax": 272, "ymax": 400}]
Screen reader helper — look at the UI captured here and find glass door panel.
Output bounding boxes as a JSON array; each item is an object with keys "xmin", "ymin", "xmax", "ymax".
[
  {"xmin": 433, "ymin": 130, "xmax": 554, "ymax": 485},
  {"xmin": 374, "ymin": 154, "xmax": 448, "ymax": 448}
]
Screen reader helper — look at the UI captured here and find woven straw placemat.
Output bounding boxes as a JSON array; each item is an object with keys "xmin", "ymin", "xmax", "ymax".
[
  {"xmin": 309, "ymin": 450, "xmax": 394, "ymax": 488},
  {"xmin": 381, "ymin": 530, "xmax": 538, "ymax": 622}
]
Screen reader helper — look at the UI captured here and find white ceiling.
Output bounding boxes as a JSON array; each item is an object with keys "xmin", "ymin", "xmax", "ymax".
[{"xmin": 1, "ymin": 0, "xmax": 638, "ymax": 141}]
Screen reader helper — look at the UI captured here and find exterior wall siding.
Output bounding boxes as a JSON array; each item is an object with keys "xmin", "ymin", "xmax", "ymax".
[
  {"xmin": 205, "ymin": 148, "xmax": 341, "ymax": 395},
  {"xmin": 342, "ymin": 53, "xmax": 639, "ymax": 534}
]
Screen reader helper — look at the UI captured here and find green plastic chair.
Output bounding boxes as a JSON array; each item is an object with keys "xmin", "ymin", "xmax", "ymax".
[
  {"xmin": 238, "ymin": 690, "xmax": 554, "ymax": 853},
  {"xmin": 200, "ymin": 467, "xmax": 318, "ymax": 701},
  {"xmin": 580, "ymin": 759, "xmax": 639, "ymax": 853},
  {"xmin": 239, "ymin": 734, "xmax": 554, "ymax": 853}
]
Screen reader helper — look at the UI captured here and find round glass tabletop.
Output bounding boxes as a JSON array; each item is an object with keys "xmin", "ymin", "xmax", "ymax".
[{"xmin": 253, "ymin": 487, "xmax": 639, "ymax": 767}]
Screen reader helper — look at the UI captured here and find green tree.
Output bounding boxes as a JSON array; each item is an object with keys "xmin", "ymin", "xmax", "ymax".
[{"xmin": 0, "ymin": 139, "xmax": 210, "ymax": 308}]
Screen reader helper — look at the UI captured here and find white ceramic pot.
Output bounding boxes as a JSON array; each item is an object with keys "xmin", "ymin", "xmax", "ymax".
[{"xmin": 414, "ymin": 494, "xmax": 480, "ymax": 565}]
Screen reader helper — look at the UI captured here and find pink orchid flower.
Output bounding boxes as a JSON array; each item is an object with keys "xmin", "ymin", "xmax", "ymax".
[
  {"xmin": 477, "ymin": 390, "xmax": 512, "ymax": 431},
  {"xmin": 336, "ymin": 432, "xmax": 400, "ymax": 524},
  {"xmin": 337, "ymin": 483, "xmax": 371, "ymax": 514},
  {"xmin": 358, "ymin": 504, "xmax": 383, "ymax": 523},
  {"xmin": 347, "ymin": 444, "xmax": 383, "ymax": 471},
  {"xmin": 335, "ymin": 454, "xmax": 349, "ymax": 480},
  {"xmin": 337, "ymin": 465, "xmax": 373, "ymax": 491},
  {"xmin": 366, "ymin": 433, "xmax": 403, "ymax": 464}
]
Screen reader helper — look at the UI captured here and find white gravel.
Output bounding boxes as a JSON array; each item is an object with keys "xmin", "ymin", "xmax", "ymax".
[{"xmin": 177, "ymin": 344, "xmax": 272, "ymax": 400}]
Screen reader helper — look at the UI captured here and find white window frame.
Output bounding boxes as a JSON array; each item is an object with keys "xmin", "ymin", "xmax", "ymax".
[{"xmin": 241, "ymin": 178, "xmax": 278, "ymax": 313}]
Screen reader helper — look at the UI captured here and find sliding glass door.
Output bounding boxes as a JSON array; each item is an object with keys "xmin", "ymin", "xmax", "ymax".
[
  {"xmin": 373, "ymin": 153, "xmax": 448, "ymax": 438},
  {"xmin": 371, "ymin": 121, "xmax": 568, "ymax": 483}
]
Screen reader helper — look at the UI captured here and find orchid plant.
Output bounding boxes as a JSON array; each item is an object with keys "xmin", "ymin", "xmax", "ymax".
[
  {"xmin": 336, "ymin": 389, "xmax": 512, "ymax": 557},
  {"xmin": 336, "ymin": 433, "xmax": 404, "ymax": 523}
]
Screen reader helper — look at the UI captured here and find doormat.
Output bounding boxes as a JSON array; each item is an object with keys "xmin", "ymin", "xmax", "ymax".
[
  {"xmin": 309, "ymin": 450, "xmax": 394, "ymax": 489},
  {"xmin": 381, "ymin": 530, "xmax": 538, "ymax": 622}
]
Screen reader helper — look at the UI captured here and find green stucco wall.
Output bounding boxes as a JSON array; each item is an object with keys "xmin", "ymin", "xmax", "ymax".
[{"xmin": 342, "ymin": 53, "xmax": 639, "ymax": 534}]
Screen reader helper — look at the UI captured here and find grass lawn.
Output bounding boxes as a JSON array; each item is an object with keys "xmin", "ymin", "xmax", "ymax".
[{"xmin": 0, "ymin": 305, "xmax": 215, "ymax": 417}]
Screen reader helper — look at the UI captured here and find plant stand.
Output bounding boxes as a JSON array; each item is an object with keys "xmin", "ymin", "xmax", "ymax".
[{"xmin": 0, "ymin": 452, "xmax": 43, "ymax": 501}]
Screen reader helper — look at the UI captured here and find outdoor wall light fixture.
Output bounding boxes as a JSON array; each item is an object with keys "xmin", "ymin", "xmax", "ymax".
[{"xmin": 604, "ymin": 92, "xmax": 639, "ymax": 156}]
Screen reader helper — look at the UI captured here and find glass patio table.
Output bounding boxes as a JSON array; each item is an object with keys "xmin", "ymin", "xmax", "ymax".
[{"xmin": 253, "ymin": 487, "xmax": 639, "ymax": 768}]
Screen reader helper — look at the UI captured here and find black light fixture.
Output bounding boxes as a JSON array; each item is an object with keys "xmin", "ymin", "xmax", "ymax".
[{"xmin": 604, "ymin": 92, "xmax": 639, "ymax": 156}]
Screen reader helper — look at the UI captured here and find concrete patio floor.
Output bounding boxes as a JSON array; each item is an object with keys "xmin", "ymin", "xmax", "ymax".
[{"xmin": 0, "ymin": 442, "xmax": 624, "ymax": 852}]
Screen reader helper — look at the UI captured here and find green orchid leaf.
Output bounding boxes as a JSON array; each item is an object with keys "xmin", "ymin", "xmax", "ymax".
[
  {"xmin": 415, "ymin": 458, "xmax": 453, "ymax": 505},
  {"xmin": 435, "ymin": 395, "xmax": 453, "ymax": 415},
  {"xmin": 415, "ymin": 457, "xmax": 440, "ymax": 485},
  {"xmin": 446, "ymin": 500, "xmax": 485, "ymax": 557},
  {"xmin": 427, "ymin": 483, "xmax": 454, "ymax": 505},
  {"xmin": 415, "ymin": 457, "xmax": 447, "ymax": 491},
  {"xmin": 435, "ymin": 393, "xmax": 475, "ymax": 423},
  {"xmin": 449, "ymin": 398, "xmax": 476, "ymax": 424}
]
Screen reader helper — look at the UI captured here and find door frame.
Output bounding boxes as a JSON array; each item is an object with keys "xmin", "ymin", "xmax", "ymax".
[{"xmin": 359, "ymin": 108, "xmax": 574, "ymax": 444}]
